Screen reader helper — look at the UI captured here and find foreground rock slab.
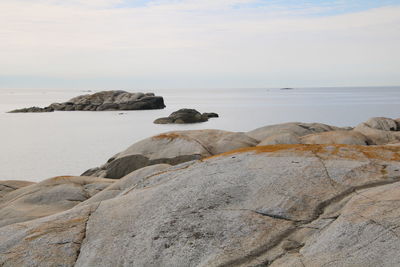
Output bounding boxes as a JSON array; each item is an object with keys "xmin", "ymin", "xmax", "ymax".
[
  {"xmin": 154, "ymin": 108, "xmax": 219, "ymax": 124},
  {"xmin": 8, "ymin": 90, "xmax": 166, "ymax": 112},
  {"xmin": 2, "ymin": 144, "xmax": 400, "ymax": 266}
]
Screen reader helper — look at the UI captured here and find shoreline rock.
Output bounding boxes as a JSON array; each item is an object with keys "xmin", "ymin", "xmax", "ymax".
[
  {"xmin": 82, "ymin": 117, "xmax": 400, "ymax": 179},
  {"xmin": 2, "ymin": 116, "xmax": 400, "ymax": 266},
  {"xmin": 154, "ymin": 108, "xmax": 218, "ymax": 124},
  {"xmin": 82, "ymin": 129, "xmax": 257, "ymax": 178},
  {"xmin": 2, "ymin": 144, "xmax": 400, "ymax": 266},
  {"xmin": 8, "ymin": 90, "xmax": 166, "ymax": 113}
]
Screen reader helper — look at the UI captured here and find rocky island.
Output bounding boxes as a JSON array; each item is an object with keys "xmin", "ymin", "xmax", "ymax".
[
  {"xmin": 8, "ymin": 90, "xmax": 166, "ymax": 112},
  {"xmin": 1, "ymin": 117, "xmax": 400, "ymax": 266},
  {"xmin": 154, "ymin": 108, "xmax": 219, "ymax": 124}
]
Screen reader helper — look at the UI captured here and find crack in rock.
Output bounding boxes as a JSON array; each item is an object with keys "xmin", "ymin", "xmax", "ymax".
[
  {"xmin": 0, "ymin": 184, "xmax": 18, "ymax": 190},
  {"xmin": 252, "ymin": 211, "xmax": 304, "ymax": 223},
  {"xmin": 73, "ymin": 201, "xmax": 102, "ymax": 266},
  {"xmin": 217, "ymin": 177, "xmax": 400, "ymax": 267}
]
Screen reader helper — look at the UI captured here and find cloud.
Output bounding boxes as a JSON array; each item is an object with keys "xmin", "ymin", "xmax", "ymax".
[{"xmin": 0, "ymin": 0, "xmax": 399, "ymax": 88}]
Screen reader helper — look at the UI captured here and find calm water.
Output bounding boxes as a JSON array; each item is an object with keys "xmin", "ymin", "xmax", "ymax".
[{"xmin": 1, "ymin": 87, "xmax": 399, "ymax": 182}]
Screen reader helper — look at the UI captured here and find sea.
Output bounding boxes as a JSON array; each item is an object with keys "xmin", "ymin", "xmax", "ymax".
[{"xmin": 1, "ymin": 86, "xmax": 399, "ymax": 182}]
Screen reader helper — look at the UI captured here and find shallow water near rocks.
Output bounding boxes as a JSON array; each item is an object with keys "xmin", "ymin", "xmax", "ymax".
[{"xmin": 0, "ymin": 86, "xmax": 399, "ymax": 182}]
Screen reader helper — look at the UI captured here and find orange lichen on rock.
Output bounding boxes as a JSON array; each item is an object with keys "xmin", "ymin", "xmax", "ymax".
[
  {"xmin": 205, "ymin": 144, "xmax": 400, "ymax": 161},
  {"xmin": 48, "ymin": 176, "xmax": 75, "ymax": 182},
  {"xmin": 152, "ymin": 133, "xmax": 183, "ymax": 140},
  {"xmin": 24, "ymin": 217, "xmax": 86, "ymax": 241}
]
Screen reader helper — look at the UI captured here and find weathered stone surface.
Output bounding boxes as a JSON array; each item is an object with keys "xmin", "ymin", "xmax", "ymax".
[
  {"xmin": 271, "ymin": 181, "xmax": 400, "ymax": 267},
  {"xmin": 72, "ymin": 145, "xmax": 400, "ymax": 266},
  {"xmin": 83, "ymin": 129, "xmax": 258, "ymax": 178},
  {"xmin": 247, "ymin": 122, "xmax": 344, "ymax": 142},
  {"xmin": 0, "ymin": 176, "xmax": 114, "ymax": 228},
  {"xmin": 8, "ymin": 90, "xmax": 165, "ymax": 113},
  {"xmin": 202, "ymin": 112, "xmax": 219, "ymax": 118},
  {"xmin": 0, "ymin": 204, "xmax": 98, "ymax": 267},
  {"xmin": 2, "ymin": 131, "xmax": 400, "ymax": 266},
  {"xmin": 8, "ymin": 106, "xmax": 54, "ymax": 113},
  {"xmin": 80, "ymin": 164, "xmax": 171, "ymax": 205},
  {"xmin": 364, "ymin": 117, "xmax": 398, "ymax": 131},
  {"xmin": 257, "ymin": 132, "xmax": 301, "ymax": 146},
  {"xmin": 0, "ymin": 180, "xmax": 35, "ymax": 201},
  {"xmin": 300, "ymin": 130, "xmax": 371, "ymax": 145},
  {"xmin": 355, "ymin": 117, "xmax": 400, "ymax": 145},
  {"xmin": 154, "ymin": 109, "xmax": 218, "ymax": 124},
  {"xmin": 2, "ymin": 144, "xmax": 397, "ymax": 266}
]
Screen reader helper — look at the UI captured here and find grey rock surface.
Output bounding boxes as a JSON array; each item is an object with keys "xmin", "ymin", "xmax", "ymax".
[
  {"xmin": 8, "ymin": 90, "xmax": 165, "ymax": 113},
  {"xmin": 80, "ymin": 164, "xmax": 171, "ymax": 205},
  {"xmin": 2, "ymin": 144, "xmax": 400, "ymax": 266},
  {"xmin": 0, "ymin": 204, "xmax": 97, "ymax": 267},
  {"xmin": 271, "ymin": 180, "xmax": 400, "ymax": 267},
  {"xmin": 247, "ymin": 122, "xmax": 344, "ymax": 142},
  {"xmin": 3, "ymin": 119, "xmax": 400, "ymax": 266},
  {"xmin": 83, "ymin": 129, "xmax": 258, "ymax": 178},
  {"xmin": 364, "ymin": 117, "xmax": 398, "ymax": 131},
  {"xmin": 257, "ymin": 132, "xmax": 302, "ymax": 146},
  {"xmin": 355, "ymin": 117, "xmax": 400, "ymax": 145},
  {"xmin": 300, "ymin": 130, "xmax": 371, "ymax": 145},
  {"xmin": 0, "ymin": 180, "xmax": 35, "ymax": 201},
  {"xmin": 8, "ymin": 106, "xmax": 54, "ymax": 113},
  {"xmin": 154, "ymin": 108, "xmax": 219, "ymax": 124},
  {"xmin": 0, "ymin": 176, "xmax": 114, "ymax": 228}
]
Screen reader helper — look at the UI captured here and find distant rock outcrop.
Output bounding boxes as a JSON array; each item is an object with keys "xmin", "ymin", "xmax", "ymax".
[
  {"xmin": 8, "ymin": 90, "xmax": 166, "ymax": 113},
  {"xmin": 8, "ymin": 107, "xmax": 55, "ymax": 113},
  {"xmin": 154, "ymin": 108, "xmax": 218, "ymax": 124}
]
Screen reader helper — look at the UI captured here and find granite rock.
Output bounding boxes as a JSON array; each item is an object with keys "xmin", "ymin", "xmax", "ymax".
[
  {"xmin": 2, "ymin": 145, "xmax": 400, "ymax": 266},
  {"xmin": 154, "ymin": 109, "xmax": 219, "ymax": 124},
  {"xmin": 8, "ymin": 91, "xmax": 165, "ymax": 113}
]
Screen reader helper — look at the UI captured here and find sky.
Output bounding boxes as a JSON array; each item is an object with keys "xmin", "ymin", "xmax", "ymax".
[{"xmin": 1, "ymin": 0, "xmax": 400, "ymax": 89}]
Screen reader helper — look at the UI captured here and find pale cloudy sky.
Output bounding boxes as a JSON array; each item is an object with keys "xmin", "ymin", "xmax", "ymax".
[{"xmin": 1, "ymin": 0, "xmax": 400, "ymax": 89}]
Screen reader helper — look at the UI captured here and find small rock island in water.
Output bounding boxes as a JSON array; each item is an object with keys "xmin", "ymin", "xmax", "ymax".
[
  {"xmin": 154, "ymin": 108, "xmax": 219, "ymax": 124},
  {"xmin": 8, "ymin": 90, "xmax": 166, "ymax": 113}
]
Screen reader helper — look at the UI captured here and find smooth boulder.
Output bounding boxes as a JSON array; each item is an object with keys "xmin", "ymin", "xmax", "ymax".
[
  {"xmin": 364, "ymin": 117, "xmax": 398, "ymax": 131},
  {"xmin": 354, "ymin": 117, "xmax": 400, "ymax": 145},
  {"xmin": 83, "ymin": 129, "xmax": 258, "ymax": 178},
  {"xmin": 247, "ymin": 122, "xmax": 344, "ymax": 142},
  {"xmin": 300, "ymin": 130, "xmax": 371, "ymax": 145}
]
